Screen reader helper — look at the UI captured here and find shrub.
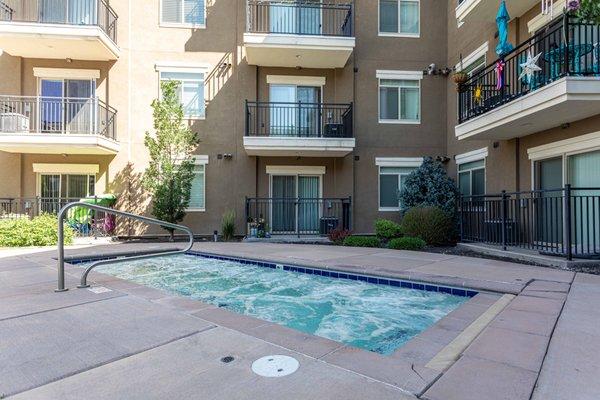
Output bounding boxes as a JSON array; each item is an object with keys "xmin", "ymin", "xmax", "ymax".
[
  {"xmin": 221, "ymin": 210, "xmax": 236, "ymax": 241},
  {"xmin": 0, "ymin": 214, "xmax": 74, "ymax": 247},
  {"xmin": 328, "ymin": 228, "xmax": 352, "ymax": 245},
  {"xmin": 401, "ymin": 206, "xmax": 454, "ymax": 246},
  {"xmin": 399, "ymin": 157, "xmax": 459, "ymax": 218},
  {"xmin": 388, "ymin": 237, "xmax": 426, "ymax": 251},
  {"xmin": 343, "ymin": 236, "xmax": 381, "ymax": 248},
  {"xmin": 374, "ymin": 219, "xmax": 403, "ymax": 241}
]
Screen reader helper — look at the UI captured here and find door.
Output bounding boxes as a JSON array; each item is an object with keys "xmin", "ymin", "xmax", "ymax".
[
  {"xmin": 40, "ymin": 79, "xmax": 95, "ymax": 134},
  {"xmin": 535, "ymin": 157, "xmax": 563, "ymax": 248},
  {"xmin": 40, "ymin": 174, "xmax": 61, "ymax": 213},
  {"xmin": 297, "ymin": 86, "xmax": 321, "ymax": 137},
  {"xmin": 298, "ymin": 0, "xmax": 322, "ymax": 35},
  {"xmin": 271, "ymin": 175, "xmax": 296, "ymax": 233},
  {"xmin": 40, "ymin": 80, "xmax": 64, "ymax": 133},
  {"xmin": 269, "ymin": 1, "xmax": 322, "ymax": 34},
  {"xmin": 270, "ymin": 1, "xmax": 296, "ymax": 33},
  {"xmin": 269, "ymin": 85, "xmax": 321, "ymax": 137},
  {"xmin": 298, "ymin": 176, "xmax": 320, "ymax": 233},
  {"xmin": 568, "ymin": 150, "xmax": 600, "ymax": 252}
]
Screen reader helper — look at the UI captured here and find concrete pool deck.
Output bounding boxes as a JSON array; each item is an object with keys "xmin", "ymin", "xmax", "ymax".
[{"xmin": 1, "ymin": 242, "xmax": 599, "ymax": 399}]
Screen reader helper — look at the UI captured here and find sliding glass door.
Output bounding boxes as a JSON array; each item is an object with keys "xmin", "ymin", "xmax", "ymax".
[
  {"xmin": 39, "ymin": 0, "xmax": 97, "ymax": 24},
  {"xmin": 271, "ymin": 175, "xmax": 321, "ymax": 234},
  {"xmin": 39, "ymin": 78, "xmax": 96, "ymax": 134},
  {"xmin": 568, "ymin": 150, "xmax": 600, "ymax": 251},
  {"xmin": 269, "ymin": 0, "xmax": 322, "ymax": 34},
  {"xmin": 269, "ymin": 84, "xmax": 321, "ymax": 137}
]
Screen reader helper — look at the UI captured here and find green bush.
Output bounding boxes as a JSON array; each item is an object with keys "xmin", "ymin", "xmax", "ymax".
[
  {"xmin": 0, "ymin": 214, "xmax": 74, "ymax": 247},
  {"xmin": 343, "ymin": 235, "xmax": 381, "ymax": 248},
  {"xmin": 401, "ymin": 206, "xmax": 453, "ymax": 246},
  {"xmin": 388, "ymin": 237, "xmax": 426, "ymax": 251},
  {"xmin": 374, "ymin": 219, "xmax": 403, "ymax": 240},
  {"xmin": 221, "ymin": 210, "xmax": 236, "ymax": 241}
]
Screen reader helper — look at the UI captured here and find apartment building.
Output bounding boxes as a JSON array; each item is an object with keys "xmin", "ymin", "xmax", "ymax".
[{"xmin": 0, "ymin": 0, "xmax": 597, "ymax": 254}]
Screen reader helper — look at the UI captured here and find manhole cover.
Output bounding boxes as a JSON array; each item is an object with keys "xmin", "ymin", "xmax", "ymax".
[{"xmin": 251, "ymin": 355, "xmax": 299, "ymax": 377}]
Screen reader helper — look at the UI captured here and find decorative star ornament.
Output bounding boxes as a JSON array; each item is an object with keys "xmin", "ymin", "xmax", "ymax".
[
  {"xmin": 474, "ymin": 84, "xmax": 483, "ymax": 104},
  {"xmin": 519, "ymin": 50, "xmax": 542, "ymax": 85}
]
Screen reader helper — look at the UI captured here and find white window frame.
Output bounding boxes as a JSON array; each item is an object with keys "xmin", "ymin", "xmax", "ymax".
[
  {"xmin": 456, "ymin": 147, "xmax": 488, "ymax": 197},
  {"xmin": 156, "ymin": 64, "xmax": 208, "ymax": 120},
  {"xmin": 377, "ymin": 71, "xmax": 422, "ymax": 125},
  {"xmin": 159, "ymin": 0, "xmax": 206, "ymax": 29},
  {"xmin": 187, "ymin": 155, "xmax": 208, "ymax": 212},
  {"xmin": 378, "ymin": 0, "xmax": 421, "ymax": 38},
  {"xmin": 376, "ymin": 157, "xmax": 423, "ymax": 212}
]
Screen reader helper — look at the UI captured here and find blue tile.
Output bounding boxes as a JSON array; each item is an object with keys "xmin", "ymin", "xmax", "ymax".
[
  {"xmin": 305, "ymin": 269, "xmax": 313, "ymax": 275},
  {"xmin": 467, "ymin": 290, "xmax": 478, "ymax": 297},
  {"xmin": 452, "ymin": 288, "xmax": 467, "ymax": 297},
  {"xmin": 378, "ymin": 278, "xmax": 390, "ymax": 285},
  {"xmin": 321, "ymin": 271, "xmax": 330, "ymax": 277},
  {"xmin": 413, "ymin": 283, "xmax": 425, "ymax": 291},
  {"xmin": 439, "ymin": 287, "xmax": 452, "ymax": 294},
  {"xmin": 358, "ymin": 276, "xmax": 368, "ymax": 282},
  {"xmin": 313, "ymin": 269, "xmax": 322, "ymax": 276},
  {"xmin": 338, "ymin": 273, "xmax": 348, "ymax": 279},
  {"xmin": 283, "ymin": 266, "xmax": 290, "ymax": 271},
  {"xmin": 297, "ymin": 268, "xmax": 305, "ymax": 273},
  {"xmin": 330, "ymin": 272, "xmax": 339, "ymax": 278},
  {"xmin": 425, "ymin": 285, "xmax": 438, "ymax": 292},
  {"xmin": 367, "ymin": 277, "xmax": 377, "ymax": 284},
  {"xmin": 401, "ymin": 281, "xmax": 412, "ymax": 289},
  {"xmin": 348, "ymin": 274, "xmax": 358, "ymax": 281},
  {"xmin": 390, "ymin": 280, "xmax": 400, "ymax": 287}
]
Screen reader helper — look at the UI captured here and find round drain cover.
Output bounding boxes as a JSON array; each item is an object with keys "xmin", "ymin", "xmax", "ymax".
[{"xmin": 251, "ymin": 355, "xmax": 299, "ymax": 377}]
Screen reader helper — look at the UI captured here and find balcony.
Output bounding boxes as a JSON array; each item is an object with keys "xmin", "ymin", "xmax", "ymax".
[
  {"xmin": 456, "ymin": 17, "xmax": 600, "ymax": 141},
  {"xmin": 244, "ymin": 101, "xmax": 354, "ymax": 157},
  {"xmin": 0, "ymin": 95, "xmax": 119, "ymax": 155},
  {"xmin": 0, "ymin": 0, "xmax": 119, "ymax": 60},
  {"xmin": 245, "ymin": 197, "xmax": 351, "ymax": 236},
  {"xmin": 244, "ymin": 0, "xmax": 355, "ymax": 68},
  {"xmin": 456, "ymin": 0, "xmax": 538, "ymax": 23}
]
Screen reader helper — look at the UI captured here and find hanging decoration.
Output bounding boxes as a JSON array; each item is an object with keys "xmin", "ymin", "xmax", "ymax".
[
  {"xmin": 474, "ymin": 84, "xmax": 484, "ymax": 105},
  {"xmin": 519, "ymin": 50, "xmax": 542, "ymax": 86},
  {"xmin": 495, "ymin": 1, "xmax": 514, "ymax": 57},
  {"xmin": 495, "ymin": 60, "xmax": 505, "ymax": 90}
]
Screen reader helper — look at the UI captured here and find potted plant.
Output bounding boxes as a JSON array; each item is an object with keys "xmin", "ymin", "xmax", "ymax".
[{"xmin": 569, "ymin": 0, "xmax": 600, "ymax": 24}]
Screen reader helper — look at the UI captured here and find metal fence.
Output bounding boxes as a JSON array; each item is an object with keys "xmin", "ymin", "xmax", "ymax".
[
  {"xmin": 459, "ymin": 186, "xmax": 600, "ymax": 260},
  {"xmin": 0, "ymin": 197, "xmax": 116, "ymax": 238},
  {"xmin": 246, "ymin": 101, "xmax": 353, "ymax": 138},
  {"xmin": 459, "ymin": 15, "xmax": 600, "ymax": 123},
  {"xmin": 245, "ymin": 197, "xmax": 351, "ymax": 236},
  {"xmin": 0, "ymin": 96, "xmax": 116, "ymax": 140},
  {"xmin": 246, "ymin": 0, "xmax": 353, "ymax": 37},
  {"xmin": 0, "ymin": 0, "xmax": 118, "ymax": 43}
]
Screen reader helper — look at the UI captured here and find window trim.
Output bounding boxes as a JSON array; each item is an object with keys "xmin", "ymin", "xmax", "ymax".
[
  {"xmin": 377, "ymin": 74, "xmax": 422, "ymax": 125},
  {"xmin": 157, "ymin": 65, "xmax": 208, "ymax": 120},
  {"xmin": 376, "ymin": 157, "xmax": 423, "ymax": 212},
  {"xmin": 159, "ymin": 0, "xmax": 206, "ymax": 29},
  {"xmin": 378, "ymin": 0, "xmax": 421, "ymax": 38},
  {"xmin": 187, "ymin": 155, "xmax": 208, "ymax": 212},
  {"xmin": 455, "ymin": 42, "xmax": 488, "ymax": 72}
]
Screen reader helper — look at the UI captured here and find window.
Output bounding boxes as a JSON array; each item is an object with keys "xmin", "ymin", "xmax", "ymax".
[
  {"xmin": 160, "ymin": 71, "xmax": 205, "ymax": 118},
  {"xmin": 379, "ymin": 166, "xmax": 417, "ymax": 210},
  {"xmin": 458, "ymin": 159, "xmax": 485, "ymax": 197},
  {"xmin": 463, "ymin": 55, "xmax": 486, "ymax": 77},
  {"xmin": 189, "ymin": 163, "xmax": 206, "ymax": 210},
  {"xmin": 379, "ymin": 79, "xmax": 420, "ymax": 123},
  {"xmin": 161, "ymin": 0, "xmax": 205, "ymax": 26},
  {"xmin": 379, "ymin": 0, "xmax": 420, "ymax": 36}
]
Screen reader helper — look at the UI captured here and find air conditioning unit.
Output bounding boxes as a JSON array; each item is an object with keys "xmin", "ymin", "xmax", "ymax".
[
  {"xmin": 0, "ymin": 113, "xmax": 30, "ymax": 133},
  {"xmin": 324, "ymin": 123, "xmax": 345, "ymax": 138}
]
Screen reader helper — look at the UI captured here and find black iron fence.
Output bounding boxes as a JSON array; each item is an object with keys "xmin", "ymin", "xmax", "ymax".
[
  {"xmin": 0, "ymin": 0, "xmax": 118, "ymax": 43},
  {"xmin": 458, "ymin": 15, "xmax": 600, "ymax": 124},
  {"xmin": 459, "ymin": 186, "xmax": 600, "ymax": 260},
  {"xmin": 246, "ymin": 101, "xmax": 353, "ymax": 138},
  {"xmin": 0, "ymin": 197, "xmax": 116, "ymax": 237},
  {"xmin": 246, "ymin": 0, "xmax": 353, "ymax": 37},
  {"xmin": 245, "ymin": 197, "xmax": 351, "ymax": 236}
]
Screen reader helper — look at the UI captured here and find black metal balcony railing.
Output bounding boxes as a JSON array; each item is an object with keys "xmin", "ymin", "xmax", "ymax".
[
  {"xmin": 0, "ymin": 96, "xmax": 117, "ymax": 140},
  {"xmin": 246, "ymin": 0, "xmax": 353, "ymax": 37},
  {"xmin": 246, "ymin": 197, "xmax": 352, "ymax": 236},
  {"xmin": 0, "ymin": 197, "xmax": 116, "ymax": 238},
  {"xmin": 458, "ymin": 15, "xmax": 600, "ymax": 124},
  {"xmin": 0, "ymin": 0, "xmax": 118, "ymax": 43},
  {"xmin": 459, "ymin": 186, "xmax": 600, "ymax": 260},
  {"xmin": 245, "ymin": 101, "xmax": 353, "ymax": 138}
]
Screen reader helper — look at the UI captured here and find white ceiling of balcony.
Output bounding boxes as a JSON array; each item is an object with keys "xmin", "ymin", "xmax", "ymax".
[{"xmin": 456, "ymin": 0, "xmax": 540, "ymax": 24}]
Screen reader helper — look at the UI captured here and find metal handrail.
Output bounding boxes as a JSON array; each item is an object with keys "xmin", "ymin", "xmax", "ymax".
[{"xmin": 56, "ymin": 202, "xmax": 194, "ymax": 292}]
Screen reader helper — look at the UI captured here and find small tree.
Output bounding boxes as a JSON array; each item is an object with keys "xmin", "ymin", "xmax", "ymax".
[
  {"xmin": 399, "ymin": 157, "xmax": 459, "ymax": 218},
  {"xmin": 143, "ymin": 80, "xmax": 199, "ymax": 240}
]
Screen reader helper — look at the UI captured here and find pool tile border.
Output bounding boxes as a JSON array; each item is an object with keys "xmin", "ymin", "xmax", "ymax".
[{"xmin": 67, "ymin": 251, "xmax": 477, "ymax": 298}]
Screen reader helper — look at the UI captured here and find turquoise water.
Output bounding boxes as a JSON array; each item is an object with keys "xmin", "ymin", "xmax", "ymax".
[{"xmin": 89, "ymin": 254, "xmax": 468, "ymax": 355}]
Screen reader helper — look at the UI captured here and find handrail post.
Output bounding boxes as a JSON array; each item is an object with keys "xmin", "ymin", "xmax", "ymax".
[
  {"xmin": 501, "ymin": 190, "xmax": 508, "ymax": 251},
  {"xmin": 564, "ymin": 184, "xmax": 573, "ymax": 260},
  {"xmin": 56, "ymin": 206, "xmax": 68, "ymax": 292},
  {"xmin": 295, "ymin": 198, "xmax": 300, "ymax": 237},
  {"xmin": 564, "ymin": 13, "xmax": 570, "ymax": 75}
]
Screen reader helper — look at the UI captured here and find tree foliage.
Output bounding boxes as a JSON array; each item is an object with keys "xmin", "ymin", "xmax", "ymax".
[
  {"xmin": 143, "ymin": 80, "xmax": 199, "ymax": 239},
  {"xmin": 570, "ymin": 0, "xmax": 600, "ymax": 24},
  {"xmin": 398, "ymin": 157, "xmax": 459, "ymax": 217}
]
